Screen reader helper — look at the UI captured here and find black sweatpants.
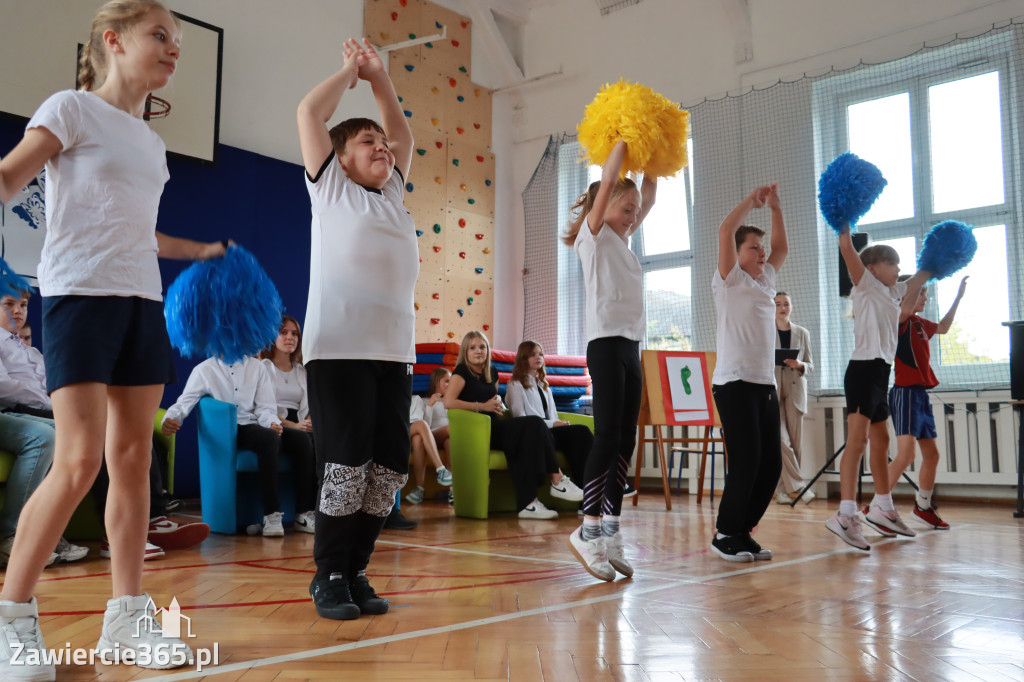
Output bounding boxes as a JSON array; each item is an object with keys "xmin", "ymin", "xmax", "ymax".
[
  {"xmin": 490, "ymin": 415, "xmax": 560, "ymax": 510},
  {"xmin": 711, "ymin": 380, "xmax": 782, "ymax": 536},
  {"xmin": 550, "ymin": 424, "xmax": 592, "ymax": 483},
  {"xmin": 583, "ymin": 336, "xmax": 642, "ymax": 518},
  {"xmin": 307, "ymin": 359, "xmax": 411, "ymax": 580}
]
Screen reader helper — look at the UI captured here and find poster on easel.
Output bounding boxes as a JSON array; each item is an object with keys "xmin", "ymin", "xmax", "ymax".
[{"xmin": 657, "ymin": 351, "xmax": 713, "ymax": 426}]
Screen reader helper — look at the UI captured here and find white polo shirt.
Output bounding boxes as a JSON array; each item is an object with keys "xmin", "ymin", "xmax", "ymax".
[
  {"xmin": 851, "ymin": 269, "xmax": 908, "ymax": 364},
  {"xmin": 302, "ymin": 154, "xmax": 419, "ymax": 364},
  {"xmin": 162, "ymin": 357, "xmax": 280, "ymax": 428},
  {"xmin": 575, "ymin": 223, "xmax": 645, "ymax": 343},
  {"xmin": 711, "ymin": 262, "xmax": 777, "ymax": 386}
]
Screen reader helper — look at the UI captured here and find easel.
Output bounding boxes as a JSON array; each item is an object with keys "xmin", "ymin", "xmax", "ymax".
[{"xmin": 633, "ymin": 350, "xmax": 724, "ymax": 510}]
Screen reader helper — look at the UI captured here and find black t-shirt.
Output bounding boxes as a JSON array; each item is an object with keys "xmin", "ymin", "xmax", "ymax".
[
  {"xmin": 453, "ymin": 363, "xmax": 499, "ymax": 403},
  {"xmin": 778, "ymin": 328, "xmax": 792, "ymax": 349}
]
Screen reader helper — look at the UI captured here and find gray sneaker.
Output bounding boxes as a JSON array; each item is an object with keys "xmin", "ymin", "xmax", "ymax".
[
  {"xmin": 53, "ymin": 537, "xmax": 88, "ymax": 563},
  {"xmin": 864, "ymin": 505, "xmax": 916, "ymax": 537}
]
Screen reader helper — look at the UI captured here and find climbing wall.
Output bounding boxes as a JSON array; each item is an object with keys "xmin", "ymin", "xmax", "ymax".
[{"xmin": 364, "ymin": 0, "xmax": 495, "ymax": 344}]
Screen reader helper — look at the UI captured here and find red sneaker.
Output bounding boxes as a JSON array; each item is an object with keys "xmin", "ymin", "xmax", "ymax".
[
  {"xmin": 913, "ymin": 504, "xmax": 949, "ymax": 530},
  {"xmin": 147, "ymin": 516, "xmax": 211, "ymax": 550}
]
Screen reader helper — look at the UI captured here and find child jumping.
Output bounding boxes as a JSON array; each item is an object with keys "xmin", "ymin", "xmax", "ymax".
[
  {"xmin": 297, "ymin": 37, "xmax": 417, "ymax": 620},
  {"xmin": 826, "ymin": 226, "xmax": 930, "ymax": 550},
  {"xmin": 565, "ymin": 140, "xmax": 656, "ymax": 581},
  {"xmin": 883, "ymin": 276, "xmax": 968, "ymax": 529},
  {"xmin": 710, "ymin": 184, "xmax": 788, "ymax": 562}
]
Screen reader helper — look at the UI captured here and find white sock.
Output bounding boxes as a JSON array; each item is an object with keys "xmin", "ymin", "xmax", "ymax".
[
  {"xmin": 839, "ymin": 499, "xmax": 857, "ymax": 517},
  {"xmin": 916, "ymin": 489, "xmax": 933, "ymax": 509},
  {"xmin": 871, "ymin": 493, "xmax": 894, "ymax": 511}
]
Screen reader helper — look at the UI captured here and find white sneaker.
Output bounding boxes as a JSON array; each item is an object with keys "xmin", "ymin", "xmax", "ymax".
[
  {"xmin": 826, "ymin": 512, "xmax": 870, "ymax": 551},
  {"xmin": 518, "ymin": 498, "xmax": 558, "ymax": 520},
  {"xmin": 775, "ymin": 491, "xmax": 792, "ymax": 505},
  {"xmin": 294, "ymin": 510, "xmax": 315, "ymax": 534},
  {"xmin": 0, "ymin": 597, "xmax": 55, "ymax": 681},
  {"xmin": 96, "ymin": 594, "xmax": 193, "ymax": 669},
  {"xmin": 604, "ymin": 533, "xmax": 634, "ymax": 577},
  {"xmin": 1, "ymin": 536, "xmax": 56, "ymax": 568},
  {"xmin": 864, "ymin": 505, "xmax": 916, "ymax": 537},
  {"xmin": 550, "ymin": 476, "xmax": 584, "ymax": 502},
  {"xmin": 568, "ymin": 526, "xmax": 615, "ymax": 581},
  {"xmin": 53, "ymin": 537, "xmax": 88, "ymax": 563},
  {"xmin": 263, "ymin": 511, "xmax": 284, "ymax": 537},
  {"xmin": 435, "ymin": 466, "xmax": 453, "ymax": 487}
]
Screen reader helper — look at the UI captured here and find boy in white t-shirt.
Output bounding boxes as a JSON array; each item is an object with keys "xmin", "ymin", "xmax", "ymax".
[
  {"xmin": 825, "ymin": 226, "xmax": 929, "ymax": 551},
  {"xmin": 296, "ymin": 38, "xmax": 417, "ymax": 620},
  {"xmin": 709, "ymin": 184, "xmax": 788, "ymax": 562}
]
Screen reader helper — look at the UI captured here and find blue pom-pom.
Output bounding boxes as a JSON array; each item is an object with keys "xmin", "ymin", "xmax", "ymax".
[
  {"xmin": 818, "ymin": 152, "xmax": 888, "ymax": 234},
  {"xmin": 0, "ymin": 257, "xmax": 32, "ymax": 300},
  {"xmin": 917, "ymin": 220, "xmax": 977, "ymax": 280},
  {"xmin": 164, "ymin": 246, "xmax": 282, "ymax": 363}
]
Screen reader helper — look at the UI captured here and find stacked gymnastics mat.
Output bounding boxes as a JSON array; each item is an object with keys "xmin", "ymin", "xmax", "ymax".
[{"xmin": 413, "ymin": 343, "xmax": 592, "ymax": 411}]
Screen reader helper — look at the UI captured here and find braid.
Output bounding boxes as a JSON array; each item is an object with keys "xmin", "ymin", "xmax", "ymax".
[{"xmin": 77, "ymin": 40, "xmax": 99, "ymax": 91}]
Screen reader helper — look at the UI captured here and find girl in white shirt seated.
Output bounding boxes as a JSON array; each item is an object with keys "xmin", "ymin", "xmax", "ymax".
[
  {"xmin": 505, "ymin": 341, "xmax": 591, "ymax": 486},
  {"xmin": 405, "ymin": 368, "xmax": 453, "ymax": 504},
  {"xmin": 161, "ymin": 353, "xmax": 317, "ymax": 538}
]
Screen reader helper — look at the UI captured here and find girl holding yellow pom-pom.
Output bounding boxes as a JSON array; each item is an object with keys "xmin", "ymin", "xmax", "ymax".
[{"xmin": 563, "ymin": 140, "xmax": 656, "ymax": 582}]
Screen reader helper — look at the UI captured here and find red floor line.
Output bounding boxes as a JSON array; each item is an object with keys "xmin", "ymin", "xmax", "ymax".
[
  {"xmin": 36, "ymin": 554, "xmax": 316, "ymax": 583},
  {"xmin": 374, "ymin": 529, "xmax": 569, "ymax": 552},
  {"xmin": 237, "ymin": 562, "xmax": 576, "ymax": 579},
  {"xmin": 38, "ymin": 568, "xmax": 580, "ymax": 617}
]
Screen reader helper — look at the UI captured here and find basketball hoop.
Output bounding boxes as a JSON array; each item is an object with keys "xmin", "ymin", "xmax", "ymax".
[{"xmin": 144, "ymin": 94, "xmax": 171, "ymax": 120}]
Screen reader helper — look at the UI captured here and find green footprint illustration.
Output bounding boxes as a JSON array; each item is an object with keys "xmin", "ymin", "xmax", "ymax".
[{"xmin": 680, "ymin": 366, "xmax": 692, "ymax": 395}]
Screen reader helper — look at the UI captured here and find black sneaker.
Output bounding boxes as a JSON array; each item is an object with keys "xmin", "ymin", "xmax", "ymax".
[
  {"xmin": 741, "ymin": 534, "xmax": 772, "ymax": 561},
  {"xmin": 622, "ymin": 482, "xmax": 638, "ymax": 498},
  {"xmin": 164, "ymin": 497, "xmax": 184, "ymax": 513},
  {"xmin": 349, "ymin": 573, "xmax": 389, "ymax": 615},
  {"xmin": 383, "ymin": 507, "xmax": 418, "ymax": 530},
  {"xmin": 711, "ymin": 535, "xmax": 755, "ymax": 563},
  {"xmin": 309, "ymin": 575, "xmax": 361, "ymax": 620}
]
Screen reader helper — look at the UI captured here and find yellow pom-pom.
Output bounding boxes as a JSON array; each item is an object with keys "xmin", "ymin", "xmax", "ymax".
[{"xmin": 577, "ymin": 79, "xmax": 690, "ymax": 179}]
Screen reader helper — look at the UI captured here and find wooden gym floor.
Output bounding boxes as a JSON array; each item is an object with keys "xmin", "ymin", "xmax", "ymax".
[{"xmin": 14, "ymin": 492, "xmax": 1024, "ymax": 681}]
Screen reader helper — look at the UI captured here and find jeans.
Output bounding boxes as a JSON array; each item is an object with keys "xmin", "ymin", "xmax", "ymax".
[{"xmin": 0, "ymin": 412, "xmax": 56, "ymax": 537}]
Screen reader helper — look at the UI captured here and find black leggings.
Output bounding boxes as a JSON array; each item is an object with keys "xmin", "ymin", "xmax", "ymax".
[
  {"xmin": 490, "ymin": 415, "xmax": 560, "ymax": 510},
  {"xmin": 236, "ymin": 423, "xmax": 317, "ymax": 515},
  {"xmin": 583, "ymin": 336, "xmax": 642, "ymax": 517},
  {"xmin": 711, "ymin": 380, "xmax": 782, "ymax": 536},
  {"xmin": 550, "ymin": 424, "xmax": 592, "ymax": 483}
]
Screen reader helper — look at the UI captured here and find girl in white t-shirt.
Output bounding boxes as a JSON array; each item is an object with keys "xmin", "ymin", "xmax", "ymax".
[
  {"xmin": 0, "ymin": 1, "xmax": 225, "ymax": 675},
  {"xmin": 826, "ymin": 229, "xmax": 929, "ymax": 551},
  {"xmin": 563, "ymin": 140, "xmax": 656, "ymax": 582},
  {"xmin": 710, "ymin": 185, "xmax": 787, "ymax": 563},
  {"xmin": 405, "ymin": 368, "xmax": 453, "ymax": 504}
]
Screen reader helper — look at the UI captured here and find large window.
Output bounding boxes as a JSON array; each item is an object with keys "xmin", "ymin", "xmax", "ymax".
[{"xmin": 835, "ymin": 50, "xmax": 1017, "ymax": 383}]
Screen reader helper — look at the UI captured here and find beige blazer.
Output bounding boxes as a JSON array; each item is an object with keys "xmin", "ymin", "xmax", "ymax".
[{"xmin": 774, "ymin": 323, "xmax": 813, "ymax": 414}]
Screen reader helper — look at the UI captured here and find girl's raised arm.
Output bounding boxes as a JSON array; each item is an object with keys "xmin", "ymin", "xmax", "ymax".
[{"xmin": 586, "ymin": 141, "xmax": 627, "ymax": 235}]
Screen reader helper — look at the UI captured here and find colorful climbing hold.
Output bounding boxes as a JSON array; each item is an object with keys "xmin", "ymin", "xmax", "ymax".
[
  {"xmin": 475, "ymin": 233, "xmax": 484, "ymax": 239},
  {"xmin": 403, "ymin": 110, "xmax": 412, "ymax": 118},
  {"xmin": 449, "ymin": 78, "xmax": 457, "ymax": 87},
  {"xmin": 430, "ymin": 318, "xmax": 440, "ymax": 324},
  {"xmin": 435, "ymin": 20, "xmax": 442, "ymax": 28},
  {"xmin": 468, "ymin": 198, "xmax": 475, "ymax": 204},
  {"xmin": 458, "ymin": 219, "xmax": 466, "ymax": 227},
  {"xmin": 406, "ymin": 183, "xmax": 414, "ymax": 192},
  {"xmin": 456, "ymin": 127, "xmax": 464, "ymax": 134},
  {"xmin": 485, "ymin": 179, "xmax": 492, "ymax": 186},
  {"xmin": 452, "ymin": 40, "xmax": 460, "ymax": 47},
  {"xmin": 459, "ymin": 252, "xmax": 466, "ymax": 259},
  {"xmin": 416, "ymin": 149, "xmax": 426, "ymax": 156},
  {"xmin": 414, "ymin": 302, "xmax": 419, "ymax": 310},
  {"xmin": 461, "ymin": 21, "xmax": 467, "ymax": 28},
  {"xmin": 433, "ymin": 246, "xmax": 442, "ymax": 253},
  {"xmin": 474, "ymin": 89, "xmax": 481, "ymax": 97},
  {"xmin": 483, "ymin": 324, "xmax": 490, "ymax": 331},
  {"xmin": 457, "ymin": 96, "xmax": 464, "ymax": 102},
  {"xmin": 380, "ymin": 32, "xmax": 389, "ymax": 40},
  {"xmin": 408, "ymin": 33, "xmax": 416, "ymax": 39},
  {"xmin": 404, "ymin": 64, "xmax": 414, "ymax": 72},
  {"xmin": 474, "ymin": 289, "xmax": 482, "ymax": 295},
  {"xmin": 432, "ymin": 293, "xmax": 440, "ymax": 299},
  {"xmin": 425, "ymin": 42, "xmax": 433, "ymax": 48},
  {"xmin": 397, "ymin": 96, "xmax": 403, "ymax": 102},
  {"xmin": 433, "ymin": 224, "xmax": 441, "ymax": 233},
  {"xmin": 467, "ymin": 297, "xmax": 474, "ymax": 305},
  {"xmin": 447, "ymin": 332, "xmax": 455, "ymax": 339},
  {"xmin": 476, "ymin": 155, "xmax": 484, "ymax": 162},
  {"xmin": 474, "ymin": 123, "xmax": 481, "ymax": 129},
  {"xmin": 459, "ymin": 66, "xmax": 467, "ymax": 73},
  {"xmin": 452, "ymin": 159, "xmax": 459, "ymax": 166},
  {"xmin": 482, "ymin": 247, "xmax": 491, "ymax": 254},
  {"xmin": 460, "ymin": 184, "xmax": 467, "ymax": 191},
  {"xmin": 435, "ymin": 141, "xmax": 443, "ymax": 148},
  {"xmin": 475, "ymin": 268, "xmax": 484, "ymax": 274},
  {"xmin": 391, "ymin": 12, "xmax": 398, "ymax": 20},
  {"xmin": 431, "ymin": 87, "xmax": 439, "ymax": 94},
  {"xmin": 457, "ymin": 309, "xmax": 464, "ymax": 317},
  {"xmin": 435, "ymin": 177, "xmax": 442, "ymax": 184},
  {"xmin": 415, "ymin": 230, "xmax": 423, "ymax": 236},
  {"xmin": 431, "ymin": 118, "xmax": 440, "ymax": 127}
]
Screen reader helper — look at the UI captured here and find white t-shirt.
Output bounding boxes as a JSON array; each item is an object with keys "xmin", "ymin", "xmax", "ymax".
[
  {"xmin": 575, "ymin": 223, "xmax": 645, "ymax": 342},
  {"xmin": 851, "ymin": 269, "xmax": 908, "ymax": 364},
  {"xmin": 409, "ymin": 394, "xmax": 448, "ymax": 430},
  {"xmin": 711, "ymin": 262, "xmax": 777, "ymax": 386},
  {"xmin": 261, "ymin": 359, "xmax": 309, "ymax": 421},
  {"xmin": 27, "ymin": 90, "xmax": 168, "ymax": 301},
  {"xmin": 302, "ymin": 154, "xmax": 418, "ymax": 363}
]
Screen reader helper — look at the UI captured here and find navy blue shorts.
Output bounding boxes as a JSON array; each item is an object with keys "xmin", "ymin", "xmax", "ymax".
[
  {"xmin": 889, "ymin": 384, "xmax": 937, "ymax": 439},
  {"xmin": 844, "ymin": 358, "xmax": 891, "ymax": 424},
  {"xmin": 42, "ymin": 295, "xmax": 177, "ymax": 393}
]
